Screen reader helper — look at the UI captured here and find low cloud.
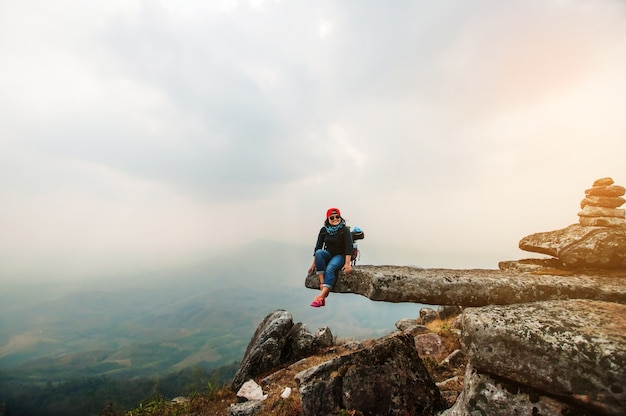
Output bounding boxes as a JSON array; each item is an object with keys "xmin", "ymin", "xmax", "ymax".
[{"xmin": 1, "ymin": 0, "xmax": 625, "ymax": 279}]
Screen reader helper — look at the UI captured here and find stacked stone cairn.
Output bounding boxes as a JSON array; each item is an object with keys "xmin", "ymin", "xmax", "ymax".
[
  {"xmin": 578, "ymin": 177, "xmax": 626, "ymax": 227},
  {"xmin": 501, "ymin": 176, "xmax": 626, "ymax": 271}
]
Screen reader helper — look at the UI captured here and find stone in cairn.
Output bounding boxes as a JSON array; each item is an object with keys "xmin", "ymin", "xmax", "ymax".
[{"xmin": 578, "ymin": 177, "xmax": 626, "ymax": 227}]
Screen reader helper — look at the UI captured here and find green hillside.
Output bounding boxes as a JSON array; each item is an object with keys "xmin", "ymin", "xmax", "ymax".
[{"xmin": 0, "ymin": 240, "xmax": 425, "ymax": 415}]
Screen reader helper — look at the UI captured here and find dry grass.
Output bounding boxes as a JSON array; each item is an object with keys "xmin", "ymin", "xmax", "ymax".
[
  {"xmin": 422, "ymin": 316, "xmax": 466, "ymax": 401},
  {"xmin": 256, "ymin": 343, "xmax": 366, "ymax": 415},
  {"xmin": 103, "ymin": 389, "xmax": 238, "ymax": 416}
]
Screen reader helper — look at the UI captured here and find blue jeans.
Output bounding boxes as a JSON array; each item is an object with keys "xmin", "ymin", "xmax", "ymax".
[{"xmin": 314, "ymin": 249, "xmax": 345, "ymax": 289}]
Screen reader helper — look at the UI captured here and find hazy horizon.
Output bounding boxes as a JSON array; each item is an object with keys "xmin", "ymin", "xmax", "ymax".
[
  {"xmin": 2, "ymin": 1, "xmax": 625, "ymax": 282},
  {"xmin": 0, "ymin": 240, "xmax": 430, "ymax": 380}
]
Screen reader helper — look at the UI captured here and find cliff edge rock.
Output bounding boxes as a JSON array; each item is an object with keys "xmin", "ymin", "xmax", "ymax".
[
  {"xmin": 231, "ymin": 177, "xmax": 625, "ymax": 416},
  {"xmin": 304, "ymin": 266, "xmax": 626, "ymax": 306}
]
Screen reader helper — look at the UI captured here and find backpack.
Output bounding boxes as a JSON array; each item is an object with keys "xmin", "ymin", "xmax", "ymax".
[{"xmin": 350, "ymin": 226, "xmax": 365, "ymax": 266}]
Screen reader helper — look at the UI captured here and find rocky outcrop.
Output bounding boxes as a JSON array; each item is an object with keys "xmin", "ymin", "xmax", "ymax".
[
  {"xmin": 233, "ymin": 297, "xmax": 625, "ymax": 415},
  {"xmin": 515, "ymin": 177, "xmax": 626, "ymax": 270},
  {"xmin": 447, "ymin": 299, "xmax": 626, "ymax": 416},
  {"xmin": 304, "ymin": 266, "xmax": 626, "ymax": 306},
  {"xmin": 231, "ymin": 310, "xmax": 333, "ymax": 392},
  {"xmin": 231, "ymin": 310, "xmax": 292, "ymax": 392},
  {"xmin": 519, "ymin": 224, "xmax": 626, "ymax": 269},
  {"xmin": 281, "ymin": 322, "xmax": 333, "ymax": 364},
  {"xmin": 288, "ymin": 178, "xmax": 626, "ymax": 415},
  {"xmin": 395, "ymin": 318, "xmax": 430, "ymax": 334},
  {"xmin": 444, "ymin": 365, "xmax": 596, "ymax": 416},
  {"xmin": 295, "ymin": 332, "xmax": 447, "ymax": 416},
  {"xmin": 300, "ymin": 264, "xmax": 626, "ymax": 415}
]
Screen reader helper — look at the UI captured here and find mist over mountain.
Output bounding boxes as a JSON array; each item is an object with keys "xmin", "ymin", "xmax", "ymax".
[{"xmin": 0, "ymin": 240, "xmax": 424, "ymax": 382}]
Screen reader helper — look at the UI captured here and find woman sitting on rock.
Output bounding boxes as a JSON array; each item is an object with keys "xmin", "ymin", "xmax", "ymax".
[{"xmin": 307, "ymin": 208, "xmax": 353, "ymax": 307}]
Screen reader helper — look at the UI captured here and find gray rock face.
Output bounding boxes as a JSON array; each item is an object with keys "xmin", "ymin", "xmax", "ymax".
[
  {"xmin": 419, "ymin": 307, "xmax": 439, "ymax": 324},
  {"xmin": 231, "ymin": 310, "xmax": 294, "ymax": 392},
  {"xmin": 395, "ymin": 318, "xmax": 430, "ymax": 335},
  {"xmin": 414, "ymin": 332, "xmax": 445, "ymax": 357},
  {"xmin": 304, "ymin": 266, "xmax": 626, "ymax": 306},
  {"xmin": 498, "ymin": 257, "xmax": 564, "ymax": 272},
  {"xmin": 560, "ymin": 226, "xmax": 626, "ymax": 268},
  {"xmin": 295, "ymin": 333, "xmax": 447, "ymax": 416},
  {"xmin": 438, "ymin": 305, "xmax": 464, "ymax": 320},
  {"xmin": 443, "ymin": 365, "xmax": 596, "ymax": 416},
  {"xmin": 519, "ymin": 224, "xmax": 598, "ymax": 257},
  {"xmin": 231, "ymin": 310, "xmax": 333, "ymax": 392},
  {"xmin": 519, "ymin": 224, "xmax": 626, "ymax": 269},
  {"xmin": 228, "ymin": 400, "xmax": 263, "ymax": 416},
  {"xmin": 460, "ymin": 299, "xmax": 626, "ymax": 415},
  {"xmin": 281, "ymin": 323, "xmax": 333, "ymax": 363}
]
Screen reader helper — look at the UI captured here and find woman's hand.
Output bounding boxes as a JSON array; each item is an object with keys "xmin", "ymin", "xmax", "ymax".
[
  {"xmin": 342, "ymin": 262, "xmax": 352, "ymax": 274},
  {"xmin": 308, "ymin": 263, "xmax": 316, "ymax": 275}
]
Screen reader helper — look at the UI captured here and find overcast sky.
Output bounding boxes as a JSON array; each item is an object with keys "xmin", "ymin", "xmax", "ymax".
[{"xmin": 1, "ymin": 0, "xmax": 625, "ymax": 281}]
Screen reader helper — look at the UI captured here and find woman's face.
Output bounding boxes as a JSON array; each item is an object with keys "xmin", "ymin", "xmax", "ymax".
[{"xmin": 328, "ymin": 213, "xmax": 341, "ymax": 225}]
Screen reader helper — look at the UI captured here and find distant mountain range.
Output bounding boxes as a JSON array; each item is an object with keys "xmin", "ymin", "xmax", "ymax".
[{"xmin": 0, "ymin": 240, "xmax": 425, "ymax": 382}]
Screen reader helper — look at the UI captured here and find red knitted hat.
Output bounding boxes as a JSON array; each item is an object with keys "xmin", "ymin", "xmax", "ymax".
[{"xmin": 326, "ymin": 208, "xmax": 341, "ymax": 218}]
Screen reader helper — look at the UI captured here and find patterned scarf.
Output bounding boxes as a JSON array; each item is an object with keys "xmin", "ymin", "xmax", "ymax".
[{"xmin": 325, "ymin": 220, "xmax": 346, "ymax": 236}]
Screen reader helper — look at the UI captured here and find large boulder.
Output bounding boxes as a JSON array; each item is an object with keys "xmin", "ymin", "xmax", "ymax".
[
  {"xmin": 459, "ymin": 299, "xmax": 626, "ymax": 415},
  {"xmin": 443, "ymin": 364, "xmax": 596, "ymax": 416},
  {"xmin": 231, "ymin": 310, "xmax": 294, "ymax": 392},
  {"xmin": 519, "ymin": 224, "xmax": 626, "ymax": 269},
  {"xmin": 295, "ymin": 332, "xmax": 447, "ymax": 416},
  {"xmin": 280, "ymin": 322, "xmax": 333, "ymax": 363},
  {"xmin": 231, "ymin": 310, "xmax": 334, "ymax": 393}
]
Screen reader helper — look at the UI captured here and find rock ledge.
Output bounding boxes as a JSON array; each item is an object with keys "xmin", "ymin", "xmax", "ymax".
[{"xmin": 305, "ymin": 266, "xmax": 626, "ymax": 306}]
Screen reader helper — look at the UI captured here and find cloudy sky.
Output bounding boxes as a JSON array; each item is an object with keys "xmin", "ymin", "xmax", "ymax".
[{"xmin": 1, "ymin": 0, "xmax": 625, "ymax": 281}]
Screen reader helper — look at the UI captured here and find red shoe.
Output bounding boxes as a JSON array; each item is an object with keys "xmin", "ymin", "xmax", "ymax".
[{"xmin": 310, "ymin": 296, "xmax": 325, "ymax": 307}]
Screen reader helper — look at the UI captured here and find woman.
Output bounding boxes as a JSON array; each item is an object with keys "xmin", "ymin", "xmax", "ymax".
[{"xmin": 307, "ymin": 207, "xmax": 353, "ymax": 307}]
